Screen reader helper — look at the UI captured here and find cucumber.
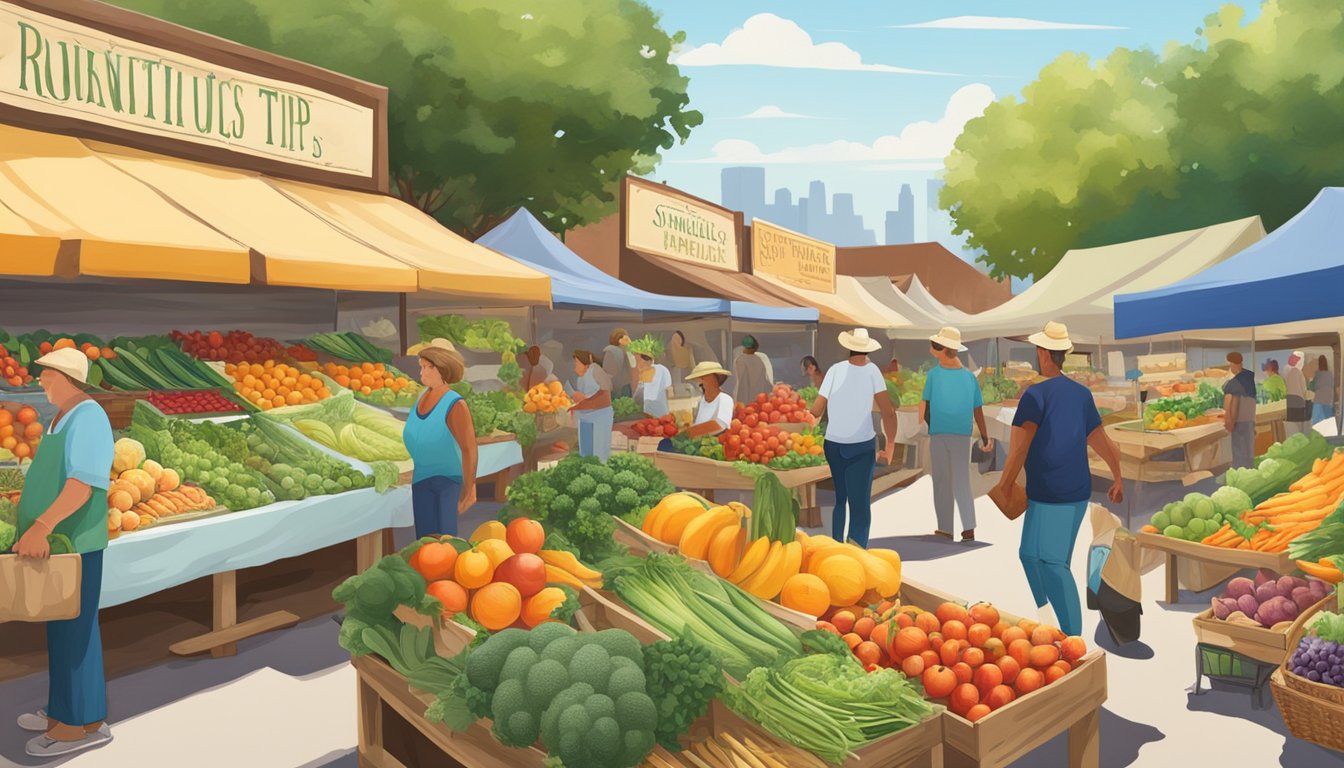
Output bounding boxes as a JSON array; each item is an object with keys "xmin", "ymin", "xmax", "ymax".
[
  {"xmin": 97, "ymin": 358, "xmax": 144, "ymax": 391},
  {"xmin": 113, "ymin": 346, "xmax": 174, "ymax": 389}
]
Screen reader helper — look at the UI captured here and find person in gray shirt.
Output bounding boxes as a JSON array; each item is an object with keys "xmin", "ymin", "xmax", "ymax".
[{"xmin": 1313, "ymin": 354, "xmax": 1336, "ymax": 427}]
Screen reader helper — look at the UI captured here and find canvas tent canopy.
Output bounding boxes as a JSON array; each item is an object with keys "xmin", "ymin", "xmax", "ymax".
[
  {"xmin": 953, "ymin": 216, "xmax": 1264, "ymax": 343},
  {"xmin": 752, "ymin": 271, "xmax": 901, "ymax": 328},
  {"xmin": 1114, "ymin": 188, "xmax": 1344, "ymax": 339}
]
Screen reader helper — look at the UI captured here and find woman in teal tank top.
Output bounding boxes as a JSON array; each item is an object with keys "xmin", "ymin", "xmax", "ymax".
[{"xmin": 402, "ymin": 342, "xmax": 478, "ymax": 537}]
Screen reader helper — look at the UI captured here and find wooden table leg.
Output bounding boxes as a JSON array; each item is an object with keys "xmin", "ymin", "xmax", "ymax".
[
  {"xmin": 357, "ymin": 673, "xmax": 384, "ymax": 767},
  {"xmin": 939, "ymin": 746, "xmax": 976, "ymax": 768},
  {"xmin": 357, "ymin": 530, "xmax": 386, "ymax": 572},
  {"xmin": 1165, "ymin": 552, "xmax": 1180, "ymax": 604},
  {"xmin": 1067, "ymin": 706, "xmax": 1102, "ymax": 768},
  {"xmin": 212, "ymin": 571, "xmax": 237, "ymax": 658}
]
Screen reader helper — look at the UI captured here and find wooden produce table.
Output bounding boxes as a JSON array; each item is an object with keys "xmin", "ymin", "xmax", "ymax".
[
  {"xmin": 1095, "ymin": 421, "xmax": 1230, "ymax": 485},
  {"xmin": 1137, "ymin": 531, "xmax": 1293, "ymax": 604},
  {"xmin": 901, "ymin": 580, "xmax": 1107, "ymax": 768},
  {"xmin": 650, "ymin": 452, "xmax": 830, "ymax": 526},
  {"xmin": 353, "ymin": 655, "xmax": 547, "ymax": 768}
]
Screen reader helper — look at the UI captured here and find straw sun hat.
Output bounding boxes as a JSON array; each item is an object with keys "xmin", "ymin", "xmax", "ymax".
[
  {"xmin": 685, "ymin": 361, "xmax": 731, "ymax": 381},
  {"xmin": 34, "ymin": 347, "xmax": 90, "ymax": 384},
  {"xmin": 838, "ymin": 328, "xmax": 882, "ymax": 354},
  {"xmin": 928, "ymin": 326, "xmax": 968, "ymax": 352},
  {"xmin": 1028, "ymin": 321, "xmax": 1074, "ymax": 352},
  {"xmin": 406, "ymin": 337, "xmax": 457, "ymax": 356}
]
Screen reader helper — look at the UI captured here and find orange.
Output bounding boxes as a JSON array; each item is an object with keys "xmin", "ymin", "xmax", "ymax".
[
  {"xmin": 1044, "ymin": 664, "xmax": 1068, "ymax": 685},
  {"xmin": 935, "ymin": 602, "xmax": 969, "ymax": 626},
  {"xmin": 250, "ymin": 363, "xmax": 265, "ymax": 377},
  {"xmin": 1029, "ymin": 626, "xmax": 1057, "ymax": 647},
  {"xmin": 1008, "ymin": 639, "xmax": 1032, "ymax": 669},
  {"xmin": 983, "ymin": 638, "xmax": 1007, "ymax": 660},
  {"xmin": 13, "ymin": 443, "xmax": 30, "ymax": 458},
  {"xmin": 1060, "ymin": 636, "xmax": 1088, "ymax": 664},
  {"xmin": 842, "ymin": 633, "xmax": 862, "ymax": 650},
  {"xmin": 952, "ymin": 662, "xmax": 973, "ymax": 685},
  {"xmin": 362, "ymin": 362, "xmax": 375, "ymax": 373},
  {"xmin": 985, "ymin": 684, "xmax": 1015, "ymax": 710},
  {"xmin": 260, "ymin": 401, "xmax": 273, "ymax": 410},
  {"xmin": 23, "ymin": 422, "xmax": 42, "ymax": 439},
  {"xmin": 973, "ymin": 664, "xmax": 1003, "ymax": 694},
  {"xmin": 949, "ymin": 683, "xmax": 979, "ymax": 717},
  {"xmin": 0, "ymin": 425, "xmax": 12, "ymax": 438},
  {"xmin": 942, "ymin": 619, "xmax": 968, "ymax": 641},
  {"xmin": 962, "ymin": 647, "xmax": 985, "ymax": 668},
  {"xmin": 969, "ymin": 602, "xmax": 1001, "ymax": 628},
  {"xmin": 892, "ymin": 627, "xmax": 930, "ymax": 659},
  {"xmin": 426, "ymin": 580, "xmax": 468, "ymax": 618},
  {"xmin": 261, "ymin": 389, "xmax": 276, "ymax": 401},
  {"xmin": 1000, "ymin": 626, "xmax": 1027, "ymax": 646},
  {"xmin": 16, "ymin": 406, "xmax": 38, "ymax": 425},
  {"xmin": 854, "ymin": 641, "xmax": 882, "ymax": 668},
  {"xmin": 360, "ymin": 386, "xmax": 373, "ymax": 395},
  {"xmin": 901, "ymin": 654, "xmax": 926, "ymax": 678},
  {"xmin": 1014, "ymin": 668, "xmax": 1043, "ymax": 695},
  {"xmin": 919, "ymin": 650, "xmax": 940, "ymax": 671},
  {"xmin": 286, "ymin": 391, "xmax": 303, "ymax": 405},
  {"xmin": 939, "ymin": 641, "xmax": 960, "ymax": 667},
  {"xmin": 272, "ymin": 396, "xmax": 286, "ymax": 408},
  {"xmin": 922, "ymin": 666, "xmax": 957, "ymax": 699},
  {"xmin": 966, "ymin": 704, "xmax": 991, "ymax": 723},
  {"xmin": 853, "ymin": 617, "xmax": 876, "ymax": 641},
  {"xmin": 318, "ymin": 387, "xmax": 331, "ymax": 398},
  {"xmin": 995, "ymin": 656, "xmax": 1021, "ymax": 685},
  {"xmin": 54, "ymin": 338, "xmax": 76, "ymax": 350},
  {"xmin": 0, "ymin": 410, "xmax": 11, "ymax": 427},
  {"xmin": 1028, "ymin": 644, "xmax": 1060, "ymax": 669},
  {"xmin": 914, "ymin": 612, "xmax": 940, "ymax": 635},
  {"xmin": 1, "ymin": 436, "xmax": 16, "ymax": 450}
]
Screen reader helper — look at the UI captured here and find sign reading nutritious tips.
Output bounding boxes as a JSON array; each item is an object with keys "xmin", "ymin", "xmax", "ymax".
[
  {"xmin": 0, "ymin": 5, "xmax": 375, "ymax": 177},
  {"xmin": 751, "ymin": 218, "xmax": 837, "ymax": 293},
  {"xmin": 625, "ymin": 179, "xmax": 738, "ymax": 271}
]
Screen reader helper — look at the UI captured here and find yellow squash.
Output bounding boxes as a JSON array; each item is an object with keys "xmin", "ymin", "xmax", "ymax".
[{"xmin": 678, "ymin": 506, "xmax": 739, "ymax": 559}]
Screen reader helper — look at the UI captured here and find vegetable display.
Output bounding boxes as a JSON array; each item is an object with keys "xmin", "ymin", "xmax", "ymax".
[
  {"xmin": 669, "ymin": 434, "xmax": 723, "ymax": 460},
  {"xmin": 978, "ymin": 368, "xmax": 1018, "ymax": 405},
  {"xmin": 171, "ymin": 329, "xmax": 285, "ymax": 364},
  {"xmin": 1143, "ymin": 381, "xmax": 1224, "ymax": 430},
  {"xmin": 722, "ymin": 645, "xmax": 937, "ymax": 764},
  {"xmin": 303, "ymin": 331, "xmax": 394, "ymax": 365},
  {"xmin": 605, "ymin": 553, "xmax": 804, "ymax": 680},
  {"xmin": 417, "ymin": 315, "xmax": 525, "ymax": 357},
  {"xmin": 613, "ymin": 396, "xmax": 644, "ymax": 421},
  {"xmin": 734, "ymin": 385, "xmax": 815, "ymax": 427},
  {"xmin": 634, "ymin": 415, "xmax": 681, "ymax": 439},
  {"xmin": 88, "ymin": 337, "xmax": 235, "ymax": 393},
  {"xmin": 1208, "ymin": 571, "xmax": 1329, "ymax": 628},
  {"xmin": 1198, "ymin": 448, "xmax": 1344, "ymax": 553},
  {"xmin": 130, "ymin": 401, "xmax": 277, "ymax": 511},
  {"xmin": 145, "ymin": 389, "xmax": 244, "ymax": 416},
  {"xmin": 237, "ymin": 418, "xmax": 385, "ymax": 499},
  {"xmin": 1225, "ymin": 432, "xmax": 1333, "ymax": 506},
  {"xmin": 503, "ymin": 454, "xmax": 674, "ymax": 563},
  {"xmin": 0, "ymin": 349, "xmax": 33, "ymax": 387},
  {"xmin": 226, "ymin": 360, "xmax": 332, "ymax": 410},
  {"xmin": 768, "ymin": 428, "xmax": 825, "ymax": 470},
  {"xmin": 1143, "ymin": 490, "xmax": 1243, "ymax": 542},
  {"xmin": 106, "ymin": 440, "xmax": 216, "ymax": 534},
  {"xmin": 265, "ymin": 392, "xmax": 411, "ymax": 462}
]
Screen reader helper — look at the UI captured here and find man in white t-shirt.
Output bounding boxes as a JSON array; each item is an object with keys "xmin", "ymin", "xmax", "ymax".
[{"xmin": 810, "ymin": 329, "xmax": 899, "ymax": 547}]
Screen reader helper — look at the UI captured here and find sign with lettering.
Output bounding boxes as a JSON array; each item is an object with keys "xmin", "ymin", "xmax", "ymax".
[
  {"xmin": 624, "ymin": 178, "xmax": 738, "ymax": 271},
  {"xmin": 0, "ymin": 4, "xmax": 375, "ymax": 178},
  {"xmin": 751, "ymin": 218, "xmax": 836, "ymax": 293}
]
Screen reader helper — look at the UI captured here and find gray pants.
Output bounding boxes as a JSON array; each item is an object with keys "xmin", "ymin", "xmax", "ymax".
[
  {"xmin": 1231, "ymin": 421, "xmax": 1255, "ymax": 469},
  {"xmin": 931, "ymin": 434, "xmax": 976, "ymax": 534}
]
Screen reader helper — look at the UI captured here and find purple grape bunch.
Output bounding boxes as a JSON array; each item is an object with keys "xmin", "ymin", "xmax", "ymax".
[{"xmin": 1290, "ymin": 635, "xmax": 1344, "ymax": 687}]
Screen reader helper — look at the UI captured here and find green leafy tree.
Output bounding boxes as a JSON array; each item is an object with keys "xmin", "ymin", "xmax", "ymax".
[
  {"xmin": 942, "ymin": 0, "xmax": 1344, "ymax": 280},
  {"xmin": 111, "ymin": 0, "xmax": 701, "ymax": 238}
]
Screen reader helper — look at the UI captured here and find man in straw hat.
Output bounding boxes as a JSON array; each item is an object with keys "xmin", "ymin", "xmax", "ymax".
[
  {"xmin": 1222, "ymin": 351, "xmax": 1257, "ymax": 468},
  {"xmin": 994, "ymin": 321, "xmax": 1123, "ymax": 638},
  {"xmin": 14, "ymin": 348, "xmax": 115, "ymax": 757},
  {"xmin": 684, "ymin": 361, "xmax": 736, "ymax": 438},
  {"xmin": 922, "ymin": 327, "xmax": 992, "ymax": 542},
  {"xmin": 809, "ymin": 328, "xmax": 899, "ymax": 548}
]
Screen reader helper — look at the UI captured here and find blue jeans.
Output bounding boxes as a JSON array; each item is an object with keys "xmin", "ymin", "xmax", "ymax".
[
  {"xmin": 48, "ymin": 548, "xmax": 106, "ymax": 726},
  {"xmin": 1019, "ymin": 500, "xmax": 1089, "ymax": 636},
  {"xmin": 412, "ymin": 476, "xmax": 462, "ymax": 538},
  {"xmin": 824, "ymin": 438, "xmax": 877, "ymax": 547},
  {"xmin": 1314, "ymin": 403, "xmax": 1335, "ymax": 426}
]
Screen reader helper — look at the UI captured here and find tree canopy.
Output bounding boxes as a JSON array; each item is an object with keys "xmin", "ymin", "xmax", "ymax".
[
  {"xmin": 942, "ymin": 0, "xmax": 1344, "ymax": 280},
  {"xmin": 112, "ymin": 0, "xmax": 702, "ymax": 238}
]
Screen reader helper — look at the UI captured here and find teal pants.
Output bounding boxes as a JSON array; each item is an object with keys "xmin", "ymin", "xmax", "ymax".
[
  {"xmin": 1019, "ymin": 500, "xmax": 1088, "ymax": 636},
  {"xmin": 48, "ymin": 548, "xmax": 106, "ymax": 726}
]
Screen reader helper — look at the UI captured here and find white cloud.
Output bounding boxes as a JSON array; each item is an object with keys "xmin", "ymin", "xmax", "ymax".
[
  {"xmin": 673, "ymin": 13, "xmax": 957, "ymax": 75},
  {"xmin": 680, "ymin": 83, "xmax": 995, "ymax": 165},
  {"xmin": 732, "ymin": 105, "xmax": 833, "ymax": 121},
  {"xmin": 892, "ymin": 16, "xmax": 1125, "ymax": 31}
]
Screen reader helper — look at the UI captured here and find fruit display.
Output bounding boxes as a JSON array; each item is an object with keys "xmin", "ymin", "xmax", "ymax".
[
  {"xmin": 321, "ymin": 361, "xmax": 420, "ymax": 407},
  {"xmin": 130, "ymin": 404, "xmax": 277, "ymax": 511},
  {"xmin": 721, "ymin": 645, "xmax": 938, "ymax": 764},
  {"xmin": 862, "ymin": 600, "xmax": 1088, "ymax": 719},
  {"xmin": 1193, "ymin": 447, "xmax": 1343, "ymax": 553},
  {"xmin": 668, "ymin": 434, "xmax": 724, "ymax": 460},
  {"xmin": 1207, "ymin": 571, "xmax": 1329, "ymax": 628},
  {"xmin": 266, "ymin": 391, "xmax": 411, "ymax": 462},
  {"xmin": 106, "ymin": 448, "xmax": 216, "ymax": 535},
  {"xmin": 733, "ymin": 384, "xmax": 815, "ymax": 427},
  {"xmin": 718, "ymin": 421, "xmax": 788, "ymax": 464},
  {"xmin": 768, "ymin": 428, "xmax": 825, "ymax": 470},
  {"xmin": 145, "ymin": 389, "xmax": 245, "ymax": 416},
  {"xmin": 502, "ymin": 454, "xmax": 675, "ymax": 562},
  {"xmin": 0, "ymin": 404, "xmax": 42, "ymax": 463},
  {"xmin": 0, "ymin": 350, "xmax": 32, "ymax": 388},
  {"xmin": 171, "ymin": 329, "xmax": 285, "ymax": 364},
  {"xmin": 225, "ymin": 360, "xmax": 332, "ymax": 410},
  {"xmin": 1225, "ymin": 432, "xmax": 1333, "ymax": 505},
  {"xmin": 632, "ymin": 415, "xmax": 679, "ymax": 438},
  {"xmin": 1143, "ymin": 381, "xmax": 1223, "ymax": 430},
  {"xmin": 303, "ymin": 331, "xmax": 394, "ymax": 364},
  {"xmin": 612, "ymin": 396, "xmax": 643, "ymax": 421},
  {"xmin": 798, "ymin": 385, "xmax": 819, "ymax": 406},
  {"xmin": 1289, "ymin": 608, "xmax": 1344, "ymax": 687},
  {"xmin": 93, "ymin": 336, "xmax": 234, "ymax": 392},
  {"xmin": 1143, "ymin": 487, "xmax": 1249, "ymax": 542},
  {"xmin": 524, "ymin": 381, "xmax": 572, "ymax": 413}
]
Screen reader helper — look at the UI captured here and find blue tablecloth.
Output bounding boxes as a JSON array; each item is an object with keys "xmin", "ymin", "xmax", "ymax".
[{"xmin": 477, "ymin": 439, "xmax": 523, "ymax": 478}]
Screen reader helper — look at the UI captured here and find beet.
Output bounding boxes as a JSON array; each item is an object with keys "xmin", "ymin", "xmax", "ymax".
[
  {"xmin": 1237, "ymin": 593, "xmax": 1260, "ymax": 617},
  {"xmin": 1225, "ymin": 577, "xmax": 1256, "ymax": 600},
  {"xmin": 1311, "ymin": 579, "xmax": 1331, "ymax": 597},
  {"xmin": 1212, "ymin": 597, "xmax": 1236, "ymax": 620},
  {"xmin": 1255, "ymin": 569, "xmax": 1277, "ymax": 588},
  {"xmin": 1256, "ymin": 595, "xmax": 1299, "ymax": 627},
  {"xmin": 1292, "ymin": 586, "xmax": 1318, "ymax": 613},
  {"xmin": 1278, "ymin": 575, "xmax": 1301, "ymax": 597},
  {"xmin": 1256, "ymin": 581, "xmax": 1281, "ymax": 604}
]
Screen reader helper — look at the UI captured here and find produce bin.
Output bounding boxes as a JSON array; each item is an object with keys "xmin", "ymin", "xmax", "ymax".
[
  {"xmin": 1137, "ymin": 531, "xmax": 1293, "ymax": 603},
  {"xmin": 1191, "ymin": 594, "xmax": 1332, "ymax": 664},
  {"xmin": 1194, "ymin": 644, "xmax": 1278, "ymax": 709},
  {"xmin": 1270, "ymin": 600, "xmax": 1344, "ymax": 752},
  {"xmin": 650, "ymin": 452, "xmax": 829, "ymax": 524},
  {"xmin": 88, "ymin": 389, "xmax": 151, "ymax": 429}
]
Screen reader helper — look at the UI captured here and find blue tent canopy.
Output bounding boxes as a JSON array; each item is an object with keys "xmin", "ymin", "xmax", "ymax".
[
  {"xmin": 1113, "ymin": 188, "xmax": 1344, "ymax": 339},
  {"xmin": 478, "ymin": 209, "xmax": 816, "ymax": 323}
]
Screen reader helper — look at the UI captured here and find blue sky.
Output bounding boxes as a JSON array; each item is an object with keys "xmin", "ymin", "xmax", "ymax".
[{"xmin": 644, "ymin": 0, "xmax": 1259, "ymax": 248}]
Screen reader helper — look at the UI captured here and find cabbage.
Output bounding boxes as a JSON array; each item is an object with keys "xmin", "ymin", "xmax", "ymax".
[
  {"xmin": 1169, "ymin": 502, "xmax": 1194, "ymax": 528},
  {"xmin": 1211, "ymin": 486, "xmax": 1253, "ymax": 517}
]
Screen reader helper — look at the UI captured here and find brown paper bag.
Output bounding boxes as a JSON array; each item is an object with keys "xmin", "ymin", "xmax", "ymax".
[
  {"xmin": 1102, "ymin": 529, "xmax": 1143, "ymax": 603},
  {"xmin": 989, "ymin": 481, "xmax": 1028, "ymax": 520},
  {"xmin": 0, "ymin": 554, "xmax": 82, "ymax": 622}
]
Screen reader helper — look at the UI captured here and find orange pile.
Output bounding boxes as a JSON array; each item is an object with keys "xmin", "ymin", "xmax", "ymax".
[
  {"xmin": 322, "ymin": 361, "xmax": 413, "ymax": 396},
  {"xmin": 0, "ymin": 405, "xmax": 42, "ymax": 460},
  {"xmin": 39, "ymin": 338, "xmax": 116, "ymax": 361},
  {"xmin": 2, "ymin": 352, "xmax": 32, "ymax": 387},
  {"xmin": 225, "ymin": 361, "xmax": 332, "ymax": 410}
]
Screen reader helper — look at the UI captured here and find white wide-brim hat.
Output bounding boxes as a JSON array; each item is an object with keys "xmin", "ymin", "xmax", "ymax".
[
  {"xmin": 838, "ymin": 328, "xmax": 882, "ymax": 354},
  {"xmin": 685, "ymin": 361, "xmax": 731, "ymax": 381},
  {"xmin": 34, "ymin": 347, "xmax": 90, "ymax": 384},
  {"xmin": 928, "ymin": 326, "xmax": 967, "ymax": 352},
  {"xmin": 1028, "ymin": 321, "xmax": 1073, "ymax": 352}
]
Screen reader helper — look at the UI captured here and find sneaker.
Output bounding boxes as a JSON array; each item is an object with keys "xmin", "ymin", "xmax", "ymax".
[
  {"xmin": 25, "ymin": 724, "xmax": 112, "ymax": 758},
  {"xmin": 17, "ymin": 710, "xmax": 47, "ymax": 732},
  {"xmin": 961, "ymin": 530, "xmax": 976, "ymax": 542}
]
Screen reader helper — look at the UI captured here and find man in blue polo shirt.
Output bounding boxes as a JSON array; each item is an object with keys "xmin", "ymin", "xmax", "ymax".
[
  {"xmin": 922, "ymin": 327, "xmax": 992, "ymax": 542},
  {"xmin": 994, "ymin": 321, "xmax": 1124, "ymax": 637}
]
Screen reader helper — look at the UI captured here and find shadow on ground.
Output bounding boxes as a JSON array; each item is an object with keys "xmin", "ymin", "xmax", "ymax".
[
  {"xmin": 1186, "ymin": 686, "xmax": 1344, "ymax": 766},
  {"xmin": 1001, "ymin": 707, "xmax": 1163, "ymax": 768},
  {"xmin": 868, "ymin": 533, "xmax": 991, "ymax": 562}
]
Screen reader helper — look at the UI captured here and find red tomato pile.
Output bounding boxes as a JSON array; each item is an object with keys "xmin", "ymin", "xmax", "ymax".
[
  {"xmin": 286, "ymin": 344, "xmax": 319, "ymax": 362},
  {"xmin": 719, "ymin": 420, "xmax": 790, "ymax": 464},
  {"xmin": 1, "ymin": 353, "xmax": 32, "ymax": 387},
  {"xmin": 632, "ymin": 415, "xmax": 680, "ymax": 437},
  {"xmin": 146, "ymin": 389, "xmax": 244, "ymax": 415},
  {"xmin": 816, "ymin": 600, "xmax": 1088, "ymax": 723},
  {"xmin": 172, "ymin": 330, "xmax": 285, "ymax": 364},
  {"xmin": 734, "ymin": 384, "xmax": 815, "ymax": 426}
]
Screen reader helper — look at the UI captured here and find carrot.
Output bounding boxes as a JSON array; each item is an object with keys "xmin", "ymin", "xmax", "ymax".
[
  {"xmin": 1263, "ymin": 508, "xmax": 1331, "ymax": 524},
  {"xmin": 1255, "ymin": 491, "xmax": 1327, "ymax": 511},
  {"xmin": 1300, "ymin": 560, "xmax": 1344, "ymax": 583}
]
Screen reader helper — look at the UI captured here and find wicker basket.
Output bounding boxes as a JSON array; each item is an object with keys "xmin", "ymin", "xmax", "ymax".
[{"xmin": 1269, "ymin": 598, "xmax": 1344, "ymax": 751}]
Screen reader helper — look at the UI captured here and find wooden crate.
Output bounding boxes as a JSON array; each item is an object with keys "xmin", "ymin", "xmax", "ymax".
[
  {"xmin": 1137, "ymin": 531, "xmax": 1293, "ymax": 604},
  {"xmin": 900, "ymin": 580, "xmax": 1107, "ymax": 768},
  {"xmin": 353, "ymin": 654, "xmax": 547, "ymax": 768},
  {"xmin": 611, "ymin": 516, "xmax": 678, "ymax": 556},
  {"xmin": 88, "ymin": 389, "xmax": 149, "ymax": 429},
  {"xmin": 1192, "ymin": 594, "xmax": 1333, "ymax": 665},
  {"xmin": 651, "ymin": 452, "xmax": 830, "ymax": 492}
]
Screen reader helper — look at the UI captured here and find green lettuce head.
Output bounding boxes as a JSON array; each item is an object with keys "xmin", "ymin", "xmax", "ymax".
[{"xmin": 628, "ymin": 335, "xmax": 664, "ymax": 360}]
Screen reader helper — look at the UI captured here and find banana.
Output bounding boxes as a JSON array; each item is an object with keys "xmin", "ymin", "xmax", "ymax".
[
  {"xmin": 658, "ymin": 504, "xmax": 706, "ymax": 545},
  {"xmin": 678, "ymin": 506, "xmax": 739, "ymax": 560},
  {"xmin": 727, "ymin": 537, "xmax": 771, "ymax": 584},
  {"xmin": 742, "ymin": 541, "xmax": 793, "ymax": 599},
  {"xmin": 708, "ymin": 526, "xmax": 746, "ymax": 578},
  {"xmin": 544, "ymin": 564, "xmax": 585, "ymax": 590},
  {"xmin": 738, "ymin": 541, "xmax": 781, "ymax": 592},
  {"xmin": 539, "ymin": 550, "xmax": 603, "ymax": 582}
]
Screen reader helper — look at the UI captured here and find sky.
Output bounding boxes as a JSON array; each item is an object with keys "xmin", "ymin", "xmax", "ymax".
[{"xmin": 642, "ymin": 0, "xmax": 1259, "ymax": 255}]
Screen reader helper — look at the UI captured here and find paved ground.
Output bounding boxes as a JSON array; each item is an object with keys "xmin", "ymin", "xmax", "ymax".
[{"xmin": 2, "ymin": 472, "xmax": 1342, "ymax": 767}]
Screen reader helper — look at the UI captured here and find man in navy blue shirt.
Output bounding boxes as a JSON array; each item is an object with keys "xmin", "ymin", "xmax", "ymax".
[{"xmin": 994, "ymin": 321, "xmax": 1124, "ymax": 637}]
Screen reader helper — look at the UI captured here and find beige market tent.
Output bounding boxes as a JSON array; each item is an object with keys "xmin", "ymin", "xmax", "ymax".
[
  {"xmin": 753, "ymin": 271, "xmax": 901, "ymax": 328},
  {"xmin": 954, "ymin": 217, "xmax": 1265, "ymax": 343}
]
